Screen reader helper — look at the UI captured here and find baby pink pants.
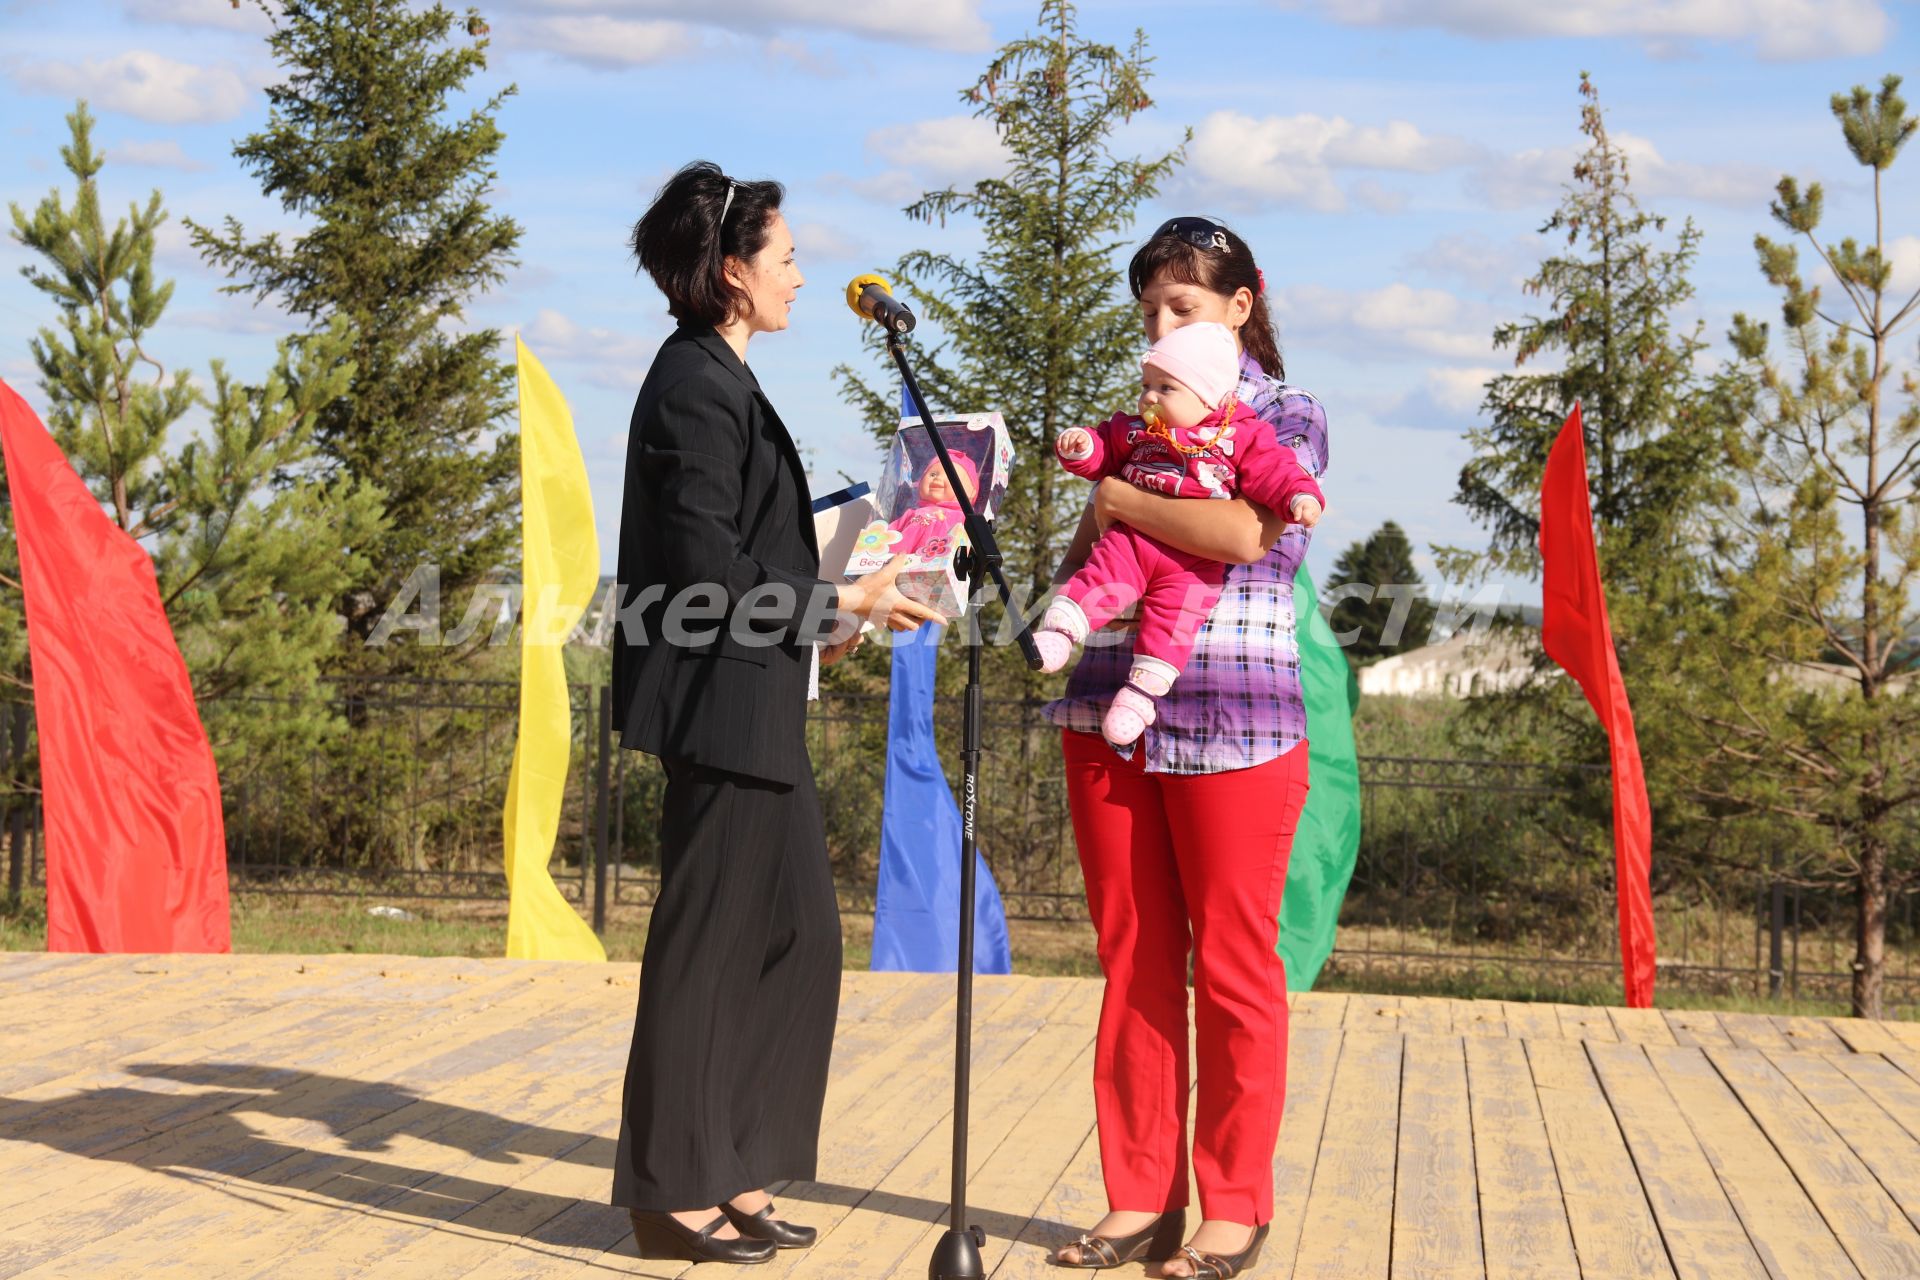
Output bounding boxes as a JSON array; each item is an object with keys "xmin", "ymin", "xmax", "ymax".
[{"xmin": 1059, "ymin": 526, "xmax": 1226, "ymax": 674}]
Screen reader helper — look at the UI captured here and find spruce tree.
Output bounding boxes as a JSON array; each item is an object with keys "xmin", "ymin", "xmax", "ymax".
[
  {"xmin": 6, "ymin": 102, "xmax": 386, "ymax": 773},
  {"xmin": 1443, "ymin": 72, "xmax": 1718, "ymax": 592},
  {"xmin": 1438, "ymin": 74, "xmax": 1734, "ymax": 955},
  {"xmin": 1326, "ymin": 522, "xmax": 1437, "ymax": 666},
  {"xmin": 190, "ymin": 0, "xmax": 521, "ymax": 668},
  {"xmin": 836, "ymin": 0, "xmax": 1184, "ymax": 623}
]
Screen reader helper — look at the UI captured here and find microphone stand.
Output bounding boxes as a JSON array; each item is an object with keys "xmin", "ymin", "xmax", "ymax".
[{"xmin": 884, "ymin": 328, "xmax": 1042, "ymax": 1280}]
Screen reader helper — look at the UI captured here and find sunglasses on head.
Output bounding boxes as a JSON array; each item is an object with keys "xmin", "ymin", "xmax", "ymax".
[{"xmin": 1152, "ymin": 216, "xmax": 1232, "ymax": 252}]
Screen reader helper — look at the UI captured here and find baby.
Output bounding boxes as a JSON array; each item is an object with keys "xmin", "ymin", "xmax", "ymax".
[
  {"xmin": 888, "ymin": 454, "xmax": 979, "ymax": 560},
  {"xmin": 1037, "ymin": 322, "xmax": 1324, "ymax": 746}
]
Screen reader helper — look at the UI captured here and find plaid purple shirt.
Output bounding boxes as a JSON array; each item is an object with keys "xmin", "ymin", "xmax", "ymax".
[{"xmin": 1042, "ymin": 352, "xmax": 1329, "ymax": 774}]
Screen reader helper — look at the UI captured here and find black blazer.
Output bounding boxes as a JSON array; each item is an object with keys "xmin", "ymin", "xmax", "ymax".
[{"xmin": 612, "ymin": 324, "xmax": 837, "ymax": 787}]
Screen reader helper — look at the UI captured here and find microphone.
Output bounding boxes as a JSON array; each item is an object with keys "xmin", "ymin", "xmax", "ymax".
[{"xmin": 845, "ymin": 273, "xmax": 916, "ymax": 334}]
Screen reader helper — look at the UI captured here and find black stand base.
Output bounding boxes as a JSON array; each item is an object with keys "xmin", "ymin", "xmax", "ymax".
[{"xmin": 928, "ymin": 1226, "xmax": 987, "ymax": 1279}]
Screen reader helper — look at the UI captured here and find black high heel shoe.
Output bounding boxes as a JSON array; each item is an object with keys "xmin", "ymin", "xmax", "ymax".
[
  {"xmin": 1171, "ymin": 1222, "xmax": 1268, "ymax": 1279},
  {"xmin": 627, "ymin": 1210, "xmax": 777, "ymax": 1264},
  {"xmin": 722, "ymin": 1200, "xmax": 818, "ymax": 1249},
  {"xmin": 1053, "ymin": 1209, "xmax": 1186, "ymax": 1269}
]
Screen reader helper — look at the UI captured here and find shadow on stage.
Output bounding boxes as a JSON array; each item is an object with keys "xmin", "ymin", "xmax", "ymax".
[{"xmin": 0, "ymin": 1062, "xmax": 1066, "ymax": 1257}]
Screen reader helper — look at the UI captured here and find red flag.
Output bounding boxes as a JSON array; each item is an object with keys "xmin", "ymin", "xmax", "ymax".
[
  {"xmin": 1540, "ymin": 403, "xmax": 1655, "ymax": 1006},
  {"xmin": 0, "ymin": 379, "xmax": 230, "ymax": 953}
]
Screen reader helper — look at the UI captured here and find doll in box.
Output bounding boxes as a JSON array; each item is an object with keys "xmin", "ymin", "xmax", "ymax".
[{"xmin": 888, "ymin": 454, "xmax": 979, "ymax": 559}]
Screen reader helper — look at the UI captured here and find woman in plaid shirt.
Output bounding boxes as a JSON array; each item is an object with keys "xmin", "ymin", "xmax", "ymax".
[{"xmin": 1045, "ymin": 217, "xmax": 1326, "ymax": 1279}]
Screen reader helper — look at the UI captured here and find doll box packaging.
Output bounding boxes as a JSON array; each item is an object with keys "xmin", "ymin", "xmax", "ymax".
[{"xmin": 843, "ymin": 413, "xmax": 1013, "ymax": 618}]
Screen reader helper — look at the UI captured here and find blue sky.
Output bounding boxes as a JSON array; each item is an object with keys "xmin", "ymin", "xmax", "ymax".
[{"xmin": 2, "ymin": 0, "xmax": 1916, "ymax": 602}]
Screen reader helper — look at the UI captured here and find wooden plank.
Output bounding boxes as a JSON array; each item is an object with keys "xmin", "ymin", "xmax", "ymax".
[
  {"xmin": 767, "ymin": 999, "xmax": 1095, "ymax": 1276},
  {"xmin": 1708, "ymin": 1046, "xmax": 1920, "ymax": 1277},
  {"xmin": 1768, "ymin": 1050, "xmax": 1920, "ymax": 1234},
  {"xmin": 1290, "ymin": 1031, "xmax": 1402, "ymax": 1279},
  {"xmin": 1524, "ymin": 1039, "xmax": 1674, "ymax": 1278},
  {"xmin": 1498, "ymin": 1001, "xmax": 1563, "ymax": 1042},
  {"xmin": 1878, "ymin": 1019, "xmax": 1920, "ymax": 1052},
  {"xmin": 1647, "ymin": 1045, "xmax": 1861, "ymax": 1279},
  {"xmin": 1290, "ymin": 990, "xmax": 1349, "ymax": 1030},
  {"xmin": 993, "ymin": 1125, "xmax": 1100, "ymax": 1279},
  {"xmin": 1395, "ymin": 997, "xmax": 1452, "ymax": 1038},
  {"xmin": 1391, "ymin": 1035, "xmax": 1482, "ymax": 1280},
  {"xmin": 208, "ymin": 1020, "xmax": 634, "ymax": 1280},
  {"xmin": 1826, "ymin": 1017, "xmax": 1905, "ymax": 1055},
  {"xmin": 1663, "ymin": 1009, "xmax": 1734, "ymax": 1048},
  {"xmin": 1771, "ymin": 1015, "xmax": 1850, "ymax": 1055},
  {"xmin": 1586, "ymin": 1043, "xmax": 1768, "ymax": 1279},
  {"xmin": 1553, "ymin": 1004, "xmax": 1618, "ymax": 1043},
  {"xmin": 0, "ymin": 995, "xmax": 632, "ymax": 1277},
  {"xmin": 1829, "ymin": 1052, "xmax": 1920, "ymax": 1146},
  {"xmin": 1342, "ymin": 993, "xmax": 1405, "ymax": 1034},
  {"xmin": 1447, "ymin": 999, "xmax": 1507, "ymax": 1038},
  {"xmin": 1716, "ymin": 1013, "xmax": 1794, "ymax": 1053},
  {"xmin": 1264, "ymin": 1025, "xmax": 1341, "ymax": 1277},
  {"xmin": 1464, "ymin": 1037, "xmax": 1579, "ymax": 1280},
  {"xmin": 1607, "ymin": 1006, "xmax": 1677, "ymax": 1046}
]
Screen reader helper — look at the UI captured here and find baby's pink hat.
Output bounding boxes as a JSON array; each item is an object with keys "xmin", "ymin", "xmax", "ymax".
[
  {"xmin": 921, "ymin": 452, "xmax": 979, "ymax": 494},
  {"xmin": 1142, "ymin": 322, "xmax": 1239, "ymax": 409}
]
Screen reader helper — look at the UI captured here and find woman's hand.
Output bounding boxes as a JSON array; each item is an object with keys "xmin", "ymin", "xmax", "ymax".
[
  {"xmin": 836, "ymin": 556, "xmax": 946, "ymax": 633},
  {"xmin": 819, "ymin": 629, "xmax": 864, "ymax": 668},
  {"xmin": 1092, "ymin": 476, "xmax": 1133, "ymax": 536}
]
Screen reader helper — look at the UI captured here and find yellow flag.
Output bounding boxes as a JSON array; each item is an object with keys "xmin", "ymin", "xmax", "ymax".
[{"xmin": 503, "ymin": 337, "xmax": 607, "ymax": 962}]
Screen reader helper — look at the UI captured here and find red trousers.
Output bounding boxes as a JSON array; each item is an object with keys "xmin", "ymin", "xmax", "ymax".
[{"xmin": 1061, "ymin": 729, "xmax": 1309, "ymax": 1225}]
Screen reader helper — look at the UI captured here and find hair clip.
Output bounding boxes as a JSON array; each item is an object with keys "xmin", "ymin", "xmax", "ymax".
[
  {"xmin": 1256, "ymin": 268, "xmax": 1267, "ymax": 295},
  {"xmin": 720, "ymin": 180, "xmax": 737, "ymax": 227}
]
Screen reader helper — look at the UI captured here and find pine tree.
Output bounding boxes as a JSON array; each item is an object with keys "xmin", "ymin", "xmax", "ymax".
[
  {"xmin": 1692, "ymin": 75, "xmax": 1920, "ymax": 1018},
  {"xmin": 836, "ymin": 0, "xmax": 1184, "ymax": 630},
  {"xmin": 190, "ymin": 0, "xmax": 521, "ymax": 668},
  {"xmin": 1325, "ymin": 522, "xmax": 1438, "ymax": 666},
  {"xmin": 6, "ymin": 102, "xmax": 386, "ymax": 775}
]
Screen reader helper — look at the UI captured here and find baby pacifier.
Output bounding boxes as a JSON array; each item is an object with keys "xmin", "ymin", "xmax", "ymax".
[{"xmin": 1141, "ymin": 402, "xmax": 1165, "ymax": 429}]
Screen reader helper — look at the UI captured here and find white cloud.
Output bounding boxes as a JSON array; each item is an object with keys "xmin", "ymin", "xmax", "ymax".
[
  {"xmin": 1423, "ymin": 366, "xmax": 1500, "ymax": 415},
  {"xmin": 1469, "ymin": 131, "xmax": 1774, "ymax": 210},
  {"xmin": 520, "ymin": 307, "xmax": 669, "ymax": 390},
  {"xmin": 105, "ymin": 139, "xmax": 209, "ymax": 172},
  {"xmin": 175, "ymin": 296, "xmax": 290, "ymax": 337},
  {"xmin": 1890, "ymin": 236, "xmax": 1920, "ymax": 298},
  {"xmin": 1276, "ymin": 282, "xmax": 1499, "ymax": 362},
  {"xmin": 495, "ymin": 0, "xmax": 990, "ymax": 52},
  {"xmin": 791, "ymin": 220, "xmax": 868, "ymax": 265},
  {"xmin": 1404, "ymin": 231, "xmax": 1540, "ymax": 291},
  {"xmin": 507, "ymin": 17, "xmax": 701, "ymax": 68},
  {"xmin": 122, "ymin": 0, "xmax": 275, "ymax": 34},
  {"xmin": 1281, "ymin": 0, "xmax": 1891, "ymax": 61},
  {"xmin": 12, "ymin": 52, "xmax": 250, "ymax": 125},
  {"xmin": 1187, "ymin": 110, "xmax": 1477, "ymax": 212},
  {"xmin": 866, "ymin": 115, "xmax": 1007, "ymax": 187}
]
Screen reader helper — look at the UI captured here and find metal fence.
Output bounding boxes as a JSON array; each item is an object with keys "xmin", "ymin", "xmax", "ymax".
[{"xmin": 2, "ymin": 681, "xmax": 1915, "ymax": 1010}]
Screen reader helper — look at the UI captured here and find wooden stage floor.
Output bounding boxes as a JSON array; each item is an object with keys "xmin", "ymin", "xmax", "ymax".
[{"xmin": 4, "ymin": 954, "xmax": 1920, "ymax": 1278}]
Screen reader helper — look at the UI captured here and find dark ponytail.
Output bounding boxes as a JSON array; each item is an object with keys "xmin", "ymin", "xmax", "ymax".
[
  {"xmin": 1127, "ymin": 219, "xmax": 1283, "ymax": 380},
  {"xmin": 630, "ymin": 160, "xmax": 784, "ymax": 327}
]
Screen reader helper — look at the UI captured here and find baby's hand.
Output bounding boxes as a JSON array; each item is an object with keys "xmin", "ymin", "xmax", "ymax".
[
  {"xmin": 1056, "ymin": 427, "xmax": 1094, "ymax": 461},
  {"xmin": 1290, "ymin": 495, "xmax": 1323, "ymax": 528}
]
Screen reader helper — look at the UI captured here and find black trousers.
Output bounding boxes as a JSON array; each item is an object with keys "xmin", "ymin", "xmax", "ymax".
[{"xmin": 611, "ymin": 755, "xmax": 843, "ymax": 1210}]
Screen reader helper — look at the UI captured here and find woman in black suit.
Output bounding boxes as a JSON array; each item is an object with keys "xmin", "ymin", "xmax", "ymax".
[{"xmin": 611, "ymin": 161, "xmax": 941, "ymax": 1264}]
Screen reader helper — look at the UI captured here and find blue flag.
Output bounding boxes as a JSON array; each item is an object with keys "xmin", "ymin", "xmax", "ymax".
[{"xmin": 870, "ymin": 624, "xmax": 1013, "ymax": 974}]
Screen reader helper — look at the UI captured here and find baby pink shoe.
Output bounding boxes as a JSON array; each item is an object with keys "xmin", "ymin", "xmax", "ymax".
[
  {"xmin": 1103, "ymin": 686, "xmax": 1158, "ymax": 746},
  {"xmin": 1034, "ymin": 630, "xmax": 1076, "ymax": 673}
]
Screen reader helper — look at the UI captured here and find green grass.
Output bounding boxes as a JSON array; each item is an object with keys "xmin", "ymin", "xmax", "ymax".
[{"xmin": 1, "ymin": 886, "xmax": 1903, "ymax": 1016}]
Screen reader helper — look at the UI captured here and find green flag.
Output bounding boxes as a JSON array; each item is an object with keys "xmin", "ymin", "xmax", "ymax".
[{"xmin": 1280, "ymin": 563, "xmax": 1362, "ymax": 989}]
